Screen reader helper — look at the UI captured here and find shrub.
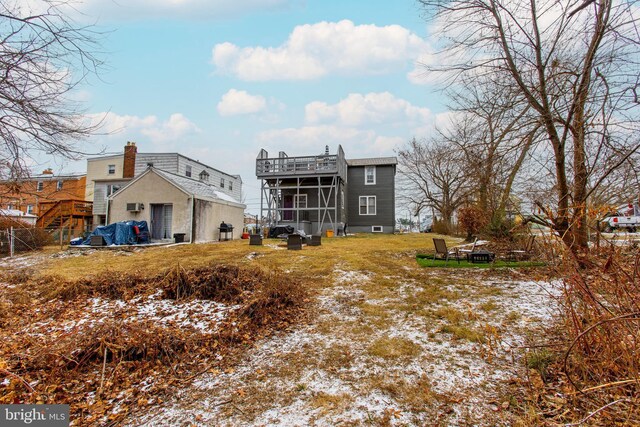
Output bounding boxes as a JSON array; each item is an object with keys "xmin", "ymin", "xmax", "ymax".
[{"xmin": 457, "ymin": 205, "xmax": 488, "ymax": 240}]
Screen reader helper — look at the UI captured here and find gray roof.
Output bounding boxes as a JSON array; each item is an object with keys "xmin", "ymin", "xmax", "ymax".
[
  {"xmin": 152, "ymin": 168, "xmax": 243, "ymax": 206},
  {"xmin": 346, "ymin": 157, "xmax": 397, "ymax": 167}
]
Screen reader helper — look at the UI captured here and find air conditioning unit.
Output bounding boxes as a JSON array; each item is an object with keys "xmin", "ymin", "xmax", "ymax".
[{"xmin": 126, "ymin": 202, "xmax": 144, "ymax": 212}]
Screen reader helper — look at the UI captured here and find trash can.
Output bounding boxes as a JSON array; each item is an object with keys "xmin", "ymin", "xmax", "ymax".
[
  {"xmin": 173, "ymin": 233, "xmax": 186, "ymax": 243},
  {"xmin": 326, "ymin": 229, "xmax": 334, "ymax": 238}
]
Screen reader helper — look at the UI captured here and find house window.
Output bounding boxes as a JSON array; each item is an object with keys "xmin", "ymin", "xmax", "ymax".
[
  {"xmin": 359, "ymin": 196, "xmax": 376, "ymax": 215},
  {"xmin": 372, "ymin": 225, "xmax": 383, "ymax": 233},
  {"xmin": 26, "ymin": 205, "xmax": 34, "ymax": 214},
  {"xmin": 229, "ymin": 180, "xmax": 233, "ymax": 191},
  {"xmin": 294, "ymin": 194, "xmax": 307, "ymax": 209},
  {"xmin": 365, "ymin": 166, "xmax": 376, "ymax": 185},
  {"xmin": 185, "ymin": 165, "xmax": 192, "ymax": 177},
  {"xmin": 36, "ymin": 181, "xmax": 43, "ymax": 192},
  {"xmin": 56, "ymin": 180, "xmax": 63, "ymax": 191},
  {"xmin": 107, "ymin": 184, "xmax": 121, "ymax": 196},
  {"xmin": 7, "ymin": 204, "xmax": 13, "ymax": 210},
  {"xmin": 199, "ymin": 170, "xmax": 209, "ymax": 182},
  {"xmin": 220, "ymin": 177, "xmax": 225, "ymax": 188},
  {"xmin": 108, "ymin": 164, "xmax": 116, "ymax": 175}
]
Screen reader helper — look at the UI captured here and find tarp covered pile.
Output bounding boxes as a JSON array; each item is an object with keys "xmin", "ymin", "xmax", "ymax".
[{"xmin": 82, "ymin": 221, "xmax": 150, "ymax": 245}]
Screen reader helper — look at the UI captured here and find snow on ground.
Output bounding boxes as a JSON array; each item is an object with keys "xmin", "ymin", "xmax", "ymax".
[
  {"xmin": 128, "ymin": 267, "xmax": 561, "ymax": 427},
  {"xmin": 0, "ymin": 252, "xmax": 48, "ymax": 269},
  {"xmin": 23, "ymin": 290, "xmax": 239, "ymax": 338}
]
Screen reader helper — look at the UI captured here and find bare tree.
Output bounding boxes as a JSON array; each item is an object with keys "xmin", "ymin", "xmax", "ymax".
[
  {"xmin": 397, "ymin": 137, "xmax": 472, "ymax": 233},
  {"xmin": 419, "ymin": 0, "xmax": 640, "ymax": 252},
  {"xmin": 442, "ymin": 76, "xmax": 540, "ymax": 227},
  {"xmin": 0, "ymin": 0, "xmax": 102, "ymax": 182}
]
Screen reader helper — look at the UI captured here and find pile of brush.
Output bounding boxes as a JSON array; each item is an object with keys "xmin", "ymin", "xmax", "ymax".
[
  {"xmin": 527, "ymin": 244, "xmax": 640, "ymax": 425},
  {"xmin": 0, "ymin": 263, "xmax": 308, "ymax": 425}
]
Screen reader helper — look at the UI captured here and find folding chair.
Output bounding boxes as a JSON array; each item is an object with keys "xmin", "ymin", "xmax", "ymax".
[
  {"xmin": 457, "ymin": 237, "xmax": 478, "ymax": 261},
  {"xmin": 432, "ymin": 238, "xmax": 460, "ymax": 264}
]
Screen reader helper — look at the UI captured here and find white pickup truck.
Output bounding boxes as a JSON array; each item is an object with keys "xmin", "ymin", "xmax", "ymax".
[{"xmin": 603, "ymin": 203, "xmax": 640, "ymax": 232}]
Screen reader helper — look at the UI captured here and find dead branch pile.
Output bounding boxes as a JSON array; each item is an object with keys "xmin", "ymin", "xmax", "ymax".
[
  {"xmin": 0, "ymin": 263, "xmax": 308, "ymax": 425},
  {"xmin": 532, "ymin": 245, "xmax": 640, "ymax": 425}
]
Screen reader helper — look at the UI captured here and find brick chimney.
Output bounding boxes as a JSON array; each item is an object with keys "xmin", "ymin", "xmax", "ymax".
[
  {"xmin": 123, "ymin": 141, "xmax": 137, "ymax": 178},
  {"xmin": 42, "ymin": 168, "xmax": 54, "ymax": 175}
]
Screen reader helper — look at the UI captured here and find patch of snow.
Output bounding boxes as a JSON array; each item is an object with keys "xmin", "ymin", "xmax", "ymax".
[
  {"xmin": 333, "ymin": 269, "xmax": 371, "ymax": 285},
  {"xmin": 127, "ymin": 271, "xmax": 561, "ymax": 427}
]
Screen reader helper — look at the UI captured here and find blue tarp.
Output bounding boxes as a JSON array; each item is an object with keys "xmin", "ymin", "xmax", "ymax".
[{"xmin": 83, "ymin": 220, "xmax": 150, "ymax": 245}]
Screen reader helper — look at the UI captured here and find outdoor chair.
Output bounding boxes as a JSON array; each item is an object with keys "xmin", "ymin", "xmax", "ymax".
[
  {"xmin": 432, "ymin": 238, "xmax": 460, "ymax": 264},
  {"xmin": 457, "ymin": 237, "xmax": 478, "ymax": 261},
  {"xmin": 287, "ymin": 234, "xmax": 303, "ymax": 250},
  {"xmin": 308, "ymin": 234, "xmax": 322, "ymax": 246},
  {"xmin": 507, "ymin": 235, "xmax": 536, "ymax": 261}
]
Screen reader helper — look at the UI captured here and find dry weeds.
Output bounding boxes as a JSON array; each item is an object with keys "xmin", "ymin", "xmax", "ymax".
[{"xmin": 0, "ymin": 233, "xmax": 569, "ymax": 426}]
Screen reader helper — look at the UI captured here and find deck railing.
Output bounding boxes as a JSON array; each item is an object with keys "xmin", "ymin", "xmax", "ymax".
[
  {"xmin": 256, "ymin": 151, "xmax": 347, "ymax": 181},
  {"xmin": 36, "ymin": 199, "xmax": 93, "ymax": 229}
]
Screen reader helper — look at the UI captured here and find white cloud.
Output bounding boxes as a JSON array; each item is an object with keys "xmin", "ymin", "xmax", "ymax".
[
  {"xmin": 88, "ymin": 112, "xmax": 200, "ymax": 144},
  {"xmin": 256, "ymin": 125, "xmax": 404, "ymax": 158},
  {"xmin": 142, "ymin": 113, "xmax": 200, "ymax": 143},
  {"xmin": 64, "ymin": 0, "xmax": 292, "ymax": 21},
  {"xmin": 217, "ymin": 89, "xmax": 267, "ymax": 116},
  {"xmin": 305, "ymin": 92, "xmax": 431, "ymax": 127},
  {"xmin": 212, "ymin": 20, "xmax": 429, "ymax": 81}
]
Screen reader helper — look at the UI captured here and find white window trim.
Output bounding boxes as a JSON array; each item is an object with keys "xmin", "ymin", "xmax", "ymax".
[
  {"xmin": 294, "ymin": 194, "xmax": 307, "ymax": 209},
  {"xmin": 56, "ymin": 180, "xmax": 63, "ymax": 191},
  {"xmin": 107, "ymin": 184, "xmax": 121, "ymax": 197},
  {"xmin": 108, "ymin": 164, "xmax": 116, "ymax": 175},
  {"xmin": 26, "ymin": 205, "xmax": 34, "ymax": 214},
  {"xmin": 365, "ymin": 166, "xmax": 376, "ymax": 185},
  {"xmin": 359, "ymin": 195, "xmax": 376, "ymax": 216},
  {"xmin": 36, "ymin": 181, "xmax": 43, "ymax": 192},
  {"xmin": 220, "ymin": 177, "xmax": 225, "ymax": 188},
  {"xmin": 372, "ymin": 225, "xmax": 383, "ymax": 233},
  {"xmin": 185, "ymin": 165, "xmax": 192, "ymax": 177}
]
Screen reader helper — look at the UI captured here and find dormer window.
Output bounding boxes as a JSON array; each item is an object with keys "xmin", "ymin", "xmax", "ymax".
[
  {"xmin": 220, "ymin": 177, "xmax": 225, "ymax": 188},
  {"xmin": 229, "ymin": 180, "xmax": 233, "ymax": 191},
  {"xmin": 108, "ymin": 164, "xmax": 116, "ymax": 175},
  {"xmin": 365, "ymin": 166, "xmax": 376, "ymax": 185},
  {"xmin": 185, "ymin": 165, "xmax": 192, "ymax": 177},
  {"xmin": 199, "ymin": 170, "xmax": 209, "ymax": 182}
]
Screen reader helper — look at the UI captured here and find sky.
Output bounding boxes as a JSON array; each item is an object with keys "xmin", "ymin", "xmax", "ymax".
[{"xmin": 43, "ymin": 0, "xmax": 447, "ymax": 215}]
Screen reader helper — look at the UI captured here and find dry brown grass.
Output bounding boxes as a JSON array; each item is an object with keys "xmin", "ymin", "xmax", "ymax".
[
  {"xmin": 3, "ymin": 233, "xmax": 565, "ymax": 426},
  {"xmin": 367, "ymin": 336, "xmax": 422, "ymax": 359},
  {"xmin": 0, "ymin": 262, "xmax": 308, "ymax": 425}
]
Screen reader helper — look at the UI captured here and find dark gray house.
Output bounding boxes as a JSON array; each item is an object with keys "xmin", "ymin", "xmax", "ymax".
[{"xmin": 256, "ymin": 146, "xmax": 396, "ymax": 234}]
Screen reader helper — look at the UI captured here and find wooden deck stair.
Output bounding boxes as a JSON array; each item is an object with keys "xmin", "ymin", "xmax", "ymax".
[{"xmin": 36, "ymin": 199, "xmax": 93, "ymax": 241}]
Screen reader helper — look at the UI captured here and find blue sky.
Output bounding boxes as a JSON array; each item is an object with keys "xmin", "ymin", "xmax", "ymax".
[{"xmin": 45, "ymin": 0, "xmax": 446, "ymax": 214}]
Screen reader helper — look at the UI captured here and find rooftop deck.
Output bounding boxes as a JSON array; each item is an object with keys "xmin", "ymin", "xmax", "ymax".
[{"xmin": 256, "ymin": 147, "xmax": 347, "ymax": 180}]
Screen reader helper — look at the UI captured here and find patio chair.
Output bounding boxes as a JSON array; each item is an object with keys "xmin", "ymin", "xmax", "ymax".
[
  {"xmin": 457, "ymin": 237, "xmax": 478, "ymax": 261},
  {"xmin": 507, "ymin": 235, "xmax": 536, "ymax": 261},
  {"xmin": 432, "ymin": 238, "xmax": 460, "ymax": 264},
  {"xmin": 287, "ymin": 234, "xmax": 303, "ymax": 250},
  {"xmin": 308, "ymin": 234, "xmax": 322, "ymax": 246}
]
